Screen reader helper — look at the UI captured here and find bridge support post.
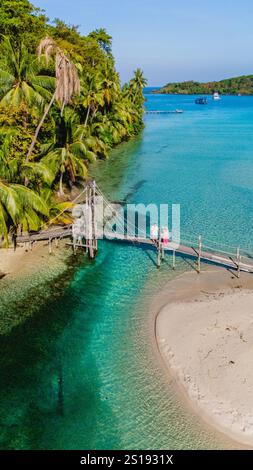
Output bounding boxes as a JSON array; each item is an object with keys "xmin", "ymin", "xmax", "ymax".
[
  {"xmin": 161, "ymin": 243, "xmax": 165, "ymax": 261},
  {"xmin": 92, "ymin": 180, "xmax": 98, "ymax": 254},
  {"xmin": 172, "ymin": 250, "xmax": 176, "ymax": 270},
  {"xmin": 87, "ymin": 181, "xmax": 98, "ymax": 260},
  {"xmin": 157, "ymin": 230, "xmax": 162, "ymax": 268},
  {"xmin": 157, "ymin": 244, "xmax": 161, "ymax": 268},
  {"xmin": 237, "ymin": 247, "xmax": 241, "ymax": 278},
  {"xmin": 88, "ymin": 186, "xmax": 94, "ymax": 259},
  {"xmin": 197, "ymin": 236, "xmax": 202, "ymax": 274}
]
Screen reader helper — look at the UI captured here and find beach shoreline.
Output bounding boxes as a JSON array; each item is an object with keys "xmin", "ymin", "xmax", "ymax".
[
  {"xmin": 151, "ymin": 268, "xmax": 253, "ymax": 449},
  {"xmin": 0, "ymin": 242, "xmax": 49, "ymax": 279}
]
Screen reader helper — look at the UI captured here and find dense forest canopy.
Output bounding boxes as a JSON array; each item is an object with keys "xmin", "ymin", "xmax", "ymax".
[
  {"xmin": 158, "ymin": 76, "xmax": 253, "ymax": 95},
  {"xmin": 0, "ymin": 0, "xmax": 147, "ymax": 242}
]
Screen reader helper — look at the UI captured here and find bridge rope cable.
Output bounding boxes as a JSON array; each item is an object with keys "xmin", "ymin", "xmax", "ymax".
[
  {"xmin": 96, "ymin": 184, "xmax": 165, "ymax": 238},
  {"xmin": 100, "ymin": 199, "xmax": 127, "ymax": 236},
  {"xmin": 181, "ymin": 236, "xmax": 253, "ymax": 261},
  {"xmin": 96, "ymin": 186, "xmax": 151, "ymax": 245},
  {"xmin": 178, "ymin": 235, "xmax": 245, "ymax": 258},
  {"xmin": 96, "ymin": 185, "xmax": 239, "ymax": 254},
  {"xmin": 96, "ymin": 187, "xmax": 253, "ymax": 260},
  {"xmin": 185, "ymin": 228, "xmax": 252, "ymax": 253},
  {"xmin": 95, "ymin": 186, "xmax": 132, "ymax": 236},
  {"xmin": 96, "ymin": 185, "xmax": 161, "ymax": 239},
  {"xmin": 186, "ymin": 233, "xmax": 253, "ymax": 259},
  {"xmin": 15, "ymin": 179, "xmax": 253, "ymax": 266},
  {"xmin": 40, "ymin": 185, "xmax": 88, "ymax": 231},
  {"xmin": 44, "ymin": 181, "xmax": 252, "ymax": 262}
]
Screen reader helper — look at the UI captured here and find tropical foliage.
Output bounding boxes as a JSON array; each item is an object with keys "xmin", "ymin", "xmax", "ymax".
[
  {"xmin": 0, "ymin": 0, "xmax": 146, "ymax": 242},
  {"xmin": 158, "ymin": 76, "xmax": 253, "ymax": 95}
]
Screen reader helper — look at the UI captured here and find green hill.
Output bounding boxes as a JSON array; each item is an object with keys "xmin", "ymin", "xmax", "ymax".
[{"xmin": 157, "ymin": 76, "xmax": 253, "ymax": 95}]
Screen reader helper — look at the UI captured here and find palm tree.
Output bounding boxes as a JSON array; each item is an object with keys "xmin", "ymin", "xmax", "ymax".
[
  {"xmin": 40, "ymin": 188, "xmax": 74, "ymax": 225},
  {"xmin": 80, "ymin": 122, "xmax": 109, "ymax": 157},
  {"xmin": 99, "ymin": 65, "xmax": 120, "ymax": 109},
  {"xmin": 81, "ymin": 73, "xmax": 104, "ymax": 126},
  {"xmin": 88, "ymin": 29, "xmax": 113, "ymax": 56},
  {"xmin": 132, "ymin": 68, "xmax": 147, "ymax": 89},
  {"xmin": 130, "ymin": 69, "xmax": 147, "ymax": 103},
  {"xmin": 41, "ymin": 110, "xmax": 93, "ymax": 196},
  {"xmin": 0, "ymin": 37, "xmax": 54, "ymax": 109},
  {"xmin": 0, "ymin": 181, "xmax": 48, "ymax": 241},
  {"xmin": 27, "ymin": 36, "xmax": 80, "ymax": 160},
  {"xmin": 0, "ymin": 131, "xmax": 17, "ymax": 182},
  {"xmin": 0, "ymin": 131, "xmax": 54, "ymax": 187}
]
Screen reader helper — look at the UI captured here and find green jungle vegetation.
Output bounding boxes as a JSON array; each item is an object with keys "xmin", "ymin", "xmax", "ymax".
[
  {"xmin": 158, "ymin": 76, "xmax": 253, "ymax": 95},
  {"xmin": 0, "ymin": 0, "xmax": 147, "ymax": 241}
]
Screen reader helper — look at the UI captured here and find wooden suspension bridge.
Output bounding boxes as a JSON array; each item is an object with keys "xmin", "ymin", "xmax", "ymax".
[{"xmin": 16, "ymin": 181, "xmax": 253, "ymax": 277}]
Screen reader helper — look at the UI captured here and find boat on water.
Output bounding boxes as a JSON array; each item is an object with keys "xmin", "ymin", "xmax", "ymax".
[
  {"xmin": 213, "ymin": 92, "xmax": 221, "ymax": 100},
  {"xmin": 195, "ymin": 97, "xmax": 208, "ymax": 105}
]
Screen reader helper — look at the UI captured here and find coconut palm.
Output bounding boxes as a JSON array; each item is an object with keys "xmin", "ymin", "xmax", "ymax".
[
  {"xmin": 0, "ymin": 131, "xmax": 54, "ymax": 187},
  {"xmin": 81, "ymin": 73, "xmax": 104, "ymax": 126},
  {"xmin": 0, "ymin": 181, "xmax": 48, "ymax": 241},
  {"xmin": 40, "ymin": 188, "xmax": 74, "ymax": 225},
  {"xmin": 129, "ymin": 69, "xmax": 147, "ymax": 103},
  {"xmin": 132, "ymin": 68, "xmax": 147, "ymax": 89},
  {"xmin": 99, "ymin": 65, "xmax": 120, "ymax": 109},
  {"xmin": 41, "ymin": 109, "xmax": 93, "ymax": 196},
  {"xmin": 27, "ymin": 36, "xmax": 80, "ymax": 160},
  {"xmin": 80, "ymin": 122, "xmax": 109, "ymax": 157},
  {"xmin": 0, "ymin": 131, "xmax": 17, "ymax": 182},
  {"xmin": 88, "ymin": 29, "xmax": 113, "ymax": 55},
  {"xmin": 0, "ymin": 37, "xmax": 54, "ymax": 109}
]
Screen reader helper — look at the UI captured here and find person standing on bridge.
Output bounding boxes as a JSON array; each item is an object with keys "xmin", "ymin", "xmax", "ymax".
[
  {"xmin": 151, "ymin": 223, "xmax": 159, "ymax": 243},
  {"xmin": 161, "ymin": 226, "xmax": 169, "ymax": 246}
]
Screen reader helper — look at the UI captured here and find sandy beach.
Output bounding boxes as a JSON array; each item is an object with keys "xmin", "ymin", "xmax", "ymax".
[
  {"xmin": 0, "ymin": 243, "xmax": 43, "ymax": 278},
  {"xmin": 0, "ymin": 240, "xmax": 70, "ymax": 279},
  {"xmin": 154, "ymin": 268, "xmax": 253, "ymax": 448}
]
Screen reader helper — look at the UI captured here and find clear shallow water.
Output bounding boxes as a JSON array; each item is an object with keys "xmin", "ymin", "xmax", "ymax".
[{"xmin": 1, "ymin": 94, "xmax": 253, "ymax": 449}]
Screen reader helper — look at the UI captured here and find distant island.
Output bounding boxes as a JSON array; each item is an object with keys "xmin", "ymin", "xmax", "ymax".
[{"xmin": 155, "ymin": 75, "xmax": 253, "ymax": 95}]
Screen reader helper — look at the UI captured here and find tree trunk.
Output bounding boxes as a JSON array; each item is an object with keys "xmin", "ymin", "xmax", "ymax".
[
  {"xmin": 133, "ymin": 89, "xmax": 138, "ymax": 103},
  {"xmin": 58, "ymin": 171, "xmax": 64, "ymax": 197},
  {"xmin": 84, "ymin": 105, "xmax": 91, "ymax": 127},
  {"xmin": 26, "ymin": 90, "xmax": 57, "ymax": 162},
  {"xmin": 91, "ymin": 107, "xmax": 98, "ymax": 122}
]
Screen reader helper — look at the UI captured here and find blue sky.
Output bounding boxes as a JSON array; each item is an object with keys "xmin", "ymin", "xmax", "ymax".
[{"xmin": 33, "ymin": 0, "xmax": 253, "ymax": 86}]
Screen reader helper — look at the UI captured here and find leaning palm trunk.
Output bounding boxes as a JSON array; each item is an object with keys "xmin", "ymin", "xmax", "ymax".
[
  {"xmin": 91, "ymin": 107, "xmax": 98, "ymax": 122},
  {"xmin": 26, "ymin": 37, "xmax": 80, "ymax": 161},
  {"xmin": 84, "ymin": 104, "xmax": 91, "ymax": 127},
  {"xmin": 26, "ymin": 90, "xmax": 57, "ymax": 161},
  {"xmin": 58, "ymin": 171, "xmax": 65, "ymax": 197}
]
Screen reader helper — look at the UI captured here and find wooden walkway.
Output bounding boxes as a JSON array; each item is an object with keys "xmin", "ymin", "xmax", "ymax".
[
  {"xmin": 105, "ymin": 232, "xmax": 253, "ymax": 274},
  {"xmin": 146, "ymin": 110, "xmax": 183, "ymax": 115},
  {"xmin": 14, "ymin": 180, "xmax": 253, "ymax": 276},
  {"xmin": 15, "ymin": 225, "xmax": 253, "ymax": 275},
  {"xmin": 17, "ymin": 226, "xmax": 72, "ymax": 243}
]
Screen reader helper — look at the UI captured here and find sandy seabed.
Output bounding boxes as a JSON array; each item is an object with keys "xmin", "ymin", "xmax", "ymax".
[
  {"xmin": 0, "ymin": 241, "xmax": 73, "ymax": 335},
  {"xmin": 154, "ymin": 268, "xmax": 253, "ymax": 448}
]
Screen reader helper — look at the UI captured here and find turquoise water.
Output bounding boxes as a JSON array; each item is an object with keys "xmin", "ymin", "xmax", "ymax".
[{"xmin": 1, "ymin": 93, "xmax": 253, "ymax": 449}]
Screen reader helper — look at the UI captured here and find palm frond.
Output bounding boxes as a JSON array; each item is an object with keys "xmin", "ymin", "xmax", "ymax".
[{"xmin": 11, "ymin": 184, "xmax": 49, "ymax": 217}]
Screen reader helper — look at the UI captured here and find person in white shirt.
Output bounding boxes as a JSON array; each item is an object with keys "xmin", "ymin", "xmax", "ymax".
[{"xmin": 151, "ymin": 223, "xmax": 159, "ymax": 243}]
